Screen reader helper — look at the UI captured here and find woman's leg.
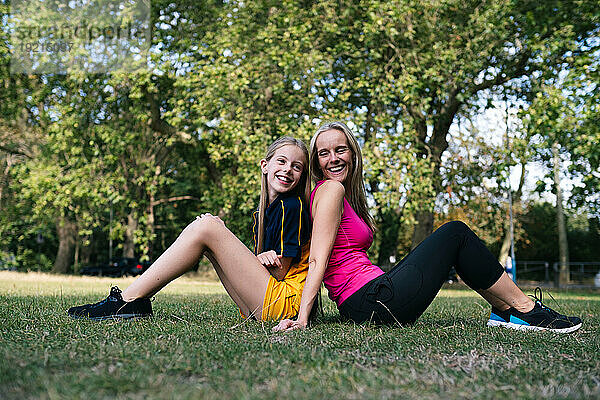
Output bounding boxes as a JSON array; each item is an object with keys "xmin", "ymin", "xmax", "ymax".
[
  {"xmin": 374, "ymin": 221, "xmax": 531, "ymax": 322},
  {"xmin": 476, "ymin": 273, "xmax": 534, "ymax": 312},
  {"xmin": 122, "ymin": 215, "xmax": 270, "ymax": 318}
]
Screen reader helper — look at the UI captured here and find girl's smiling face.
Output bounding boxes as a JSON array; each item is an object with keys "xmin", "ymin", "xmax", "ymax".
[
  {"xmin": 260, "ymin": 144, "xmax": 306, "ymax": 202},
  {"xmin": 315, "ymin": 129, "xmax": 353, "ymax": 185}
]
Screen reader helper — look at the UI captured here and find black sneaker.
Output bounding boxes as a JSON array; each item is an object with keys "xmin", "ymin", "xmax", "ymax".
[
  {"xmin": 492, "ymin": 288, "xmax": 582, "ymax": 333},
  {"xmin": 67, "ymin": 286, "xmax": 152, "ymax": 320}
]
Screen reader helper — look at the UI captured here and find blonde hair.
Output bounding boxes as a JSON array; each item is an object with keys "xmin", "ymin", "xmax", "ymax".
[
  {"xmin": 309, "ymin": 121, "xmax": 375, "ymax": 231},
  {"xmin": 256, "ymin": 137, "xmax": 311, "ymax": 254}
]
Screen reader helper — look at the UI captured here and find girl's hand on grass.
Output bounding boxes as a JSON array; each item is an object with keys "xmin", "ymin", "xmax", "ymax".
[
  {"xmin": 272, "ymin": 318, "xmax": 307, "ymax": 332},
  {"xmin": 257, "ymin": 250, "xmax": 282, "ymax": 269}
]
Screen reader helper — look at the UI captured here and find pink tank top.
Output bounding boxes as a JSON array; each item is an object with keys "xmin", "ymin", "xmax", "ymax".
[{"xmin": 310, "ymin": 181, "xmax": 384, "ymax": 306}]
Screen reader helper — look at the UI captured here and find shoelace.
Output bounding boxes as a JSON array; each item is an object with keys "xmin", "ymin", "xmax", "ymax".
[
  {"xmin": 91, "ymin": 286, "xmax": 122, "ymax": 308},
  {"xmin": 528, "ymin": 287, "xmax": 562, "ymax": 319}
]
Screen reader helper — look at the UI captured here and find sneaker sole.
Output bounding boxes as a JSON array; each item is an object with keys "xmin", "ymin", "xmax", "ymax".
[
  {"xmin": 487, "ymin": 319, "xmax": 582, "ymax": 333},
  {"xmin": 68, "ymin": 313, "xmax": 152, "ymax": 321}
]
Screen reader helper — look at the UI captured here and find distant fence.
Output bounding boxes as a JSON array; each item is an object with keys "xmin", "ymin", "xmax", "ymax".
[{"xmin": 515, "ymin": 261, "xmax": 600, "ymax": 287}]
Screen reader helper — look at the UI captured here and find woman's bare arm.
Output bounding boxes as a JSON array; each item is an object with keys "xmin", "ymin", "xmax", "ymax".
[{"xmin": 272, "ymin": 180, "xmax": 345, "ymax": 331}]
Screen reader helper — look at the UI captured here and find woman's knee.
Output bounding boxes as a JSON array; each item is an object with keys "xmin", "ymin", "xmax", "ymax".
[{"xmin": 441, "ymin": 220, "xmax": 470, "ymax": 234}]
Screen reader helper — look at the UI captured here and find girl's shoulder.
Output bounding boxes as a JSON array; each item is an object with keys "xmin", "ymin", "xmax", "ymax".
[
  {"xmin": 271, "ymin": 194, "xmax": 307, "ymax": 216},
  {"xmin": 279, "ymin": 194, "xmax": 304, "ymax": 208}
]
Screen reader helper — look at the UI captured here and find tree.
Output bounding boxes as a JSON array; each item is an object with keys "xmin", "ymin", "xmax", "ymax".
[
  {"xmin": 523, "ymin": 78, "xmax": 593, "ymax": 285},
  {"xmin": 166, "ymin": 0, "xmax": 329, "ymax": 243},
  {"xmin": 309, "ymin": 0, "xmax": 600, "ymax": 250},
  {"xmin": 3, "ymin": 0, "xmax": 599, "ymax": 273}
]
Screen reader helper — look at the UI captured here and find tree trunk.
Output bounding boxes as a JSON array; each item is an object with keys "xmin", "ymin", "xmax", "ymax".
[
  {"xmin": 411, "ymin": 210, "xmax": 434, "ymax": 249},
  {"xmin": 375, "ymin": 208, "xmax": 402, "ymax": 269},
  {"xmin": 499, "ymin": 163, "xmax": 526, "ymax": 265},
  {"xmin": 409, "ymin": 103, "xmax": 453, "ymax": 248},
  {"xmin": 80, "ymin": 235, "xmax": 91, "ymax": 265},
  {"xmin": 145, "ymin": 165, "xmax": 161, "ymax": 261},
  {"xmin": 553, "ymin": 143, "xmax": 570, "ymax": 285},
  {"xmin": 147, "ymin": 193, "xmax": 155, "ymax": 261},
  {"xmin": 52, "ymin": 216, "xmax": 77, "ymax": 273},
  {"xmin": 73, "ymin": 238, "xmax": 79, "ymax": 273},
  {"xmin": 123, "ymin": 213, "xmax": 138, "ymax": 258}
]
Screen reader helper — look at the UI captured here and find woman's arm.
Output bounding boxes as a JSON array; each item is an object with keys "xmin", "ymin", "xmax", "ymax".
[{"xmin": 272, "ymin": 180, "xmax": 345, "ymax": 331}]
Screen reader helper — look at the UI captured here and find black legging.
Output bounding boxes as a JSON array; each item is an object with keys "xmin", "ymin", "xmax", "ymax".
[{"xmin": 338, "ymin": 221, "xmax": 504, "ymax": 324}]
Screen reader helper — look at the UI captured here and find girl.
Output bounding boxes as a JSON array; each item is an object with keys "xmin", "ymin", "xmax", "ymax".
[
  {"xmin": 68, "ymin": 137, "xmax": 313, "ymax": 322},
  {"xmin": 274, "ymin": 121, "xmax": 582, "ymax": 333}
]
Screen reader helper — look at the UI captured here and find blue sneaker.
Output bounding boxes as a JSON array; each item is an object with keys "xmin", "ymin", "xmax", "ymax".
[{"xmin": 488, "ymin": 288, "xmax": 582, "ymax": 334}]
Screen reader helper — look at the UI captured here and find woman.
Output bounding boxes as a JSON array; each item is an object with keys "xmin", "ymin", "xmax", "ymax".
[
  {"xmin": 274, "ymin": 121, "xmax": 582, "ymax": 333},
  {"xmin": 68, "ymin": 137, "xmax": 315, "ymax": 322}
]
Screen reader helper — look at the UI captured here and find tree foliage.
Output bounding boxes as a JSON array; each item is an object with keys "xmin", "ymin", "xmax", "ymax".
[{"xmin": 1, "ymin": 0, "xmax": 599, "ymax": 272}]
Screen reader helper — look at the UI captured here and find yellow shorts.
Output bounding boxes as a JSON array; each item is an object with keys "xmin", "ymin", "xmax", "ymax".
[
  {"xmin": 239, "ymin": 271, "xmax": 306, "ymax": 321},
  {"xmin": 241, "ymin": 243, "xmax": 309, "ymax": 321},
  {"xmin": 260, "ymin": 272, "xmax": 305, "ymax": 321}
]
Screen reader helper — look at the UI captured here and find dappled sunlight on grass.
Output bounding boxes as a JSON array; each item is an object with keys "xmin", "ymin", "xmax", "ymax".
[
  {"xmin": 2, "ymin": 272, "xmax": 598, "ymax": 301},
  {"xmin": 1, "ymin": 271, "xmax": 598, "ymax": 399},
  {"xmin": 439, "ymin": 283, "xmax": 600, "ymax": 301},
  {"xmin": 0, "ymin": 271, "xmax": 226, "ymax": 297}
]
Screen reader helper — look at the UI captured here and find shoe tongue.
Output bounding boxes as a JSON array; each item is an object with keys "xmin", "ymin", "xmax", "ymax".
[
  {"xmin": 536, "ymin": 300, "xmax": 549, "ymax": 311},
  {"xmin": 110, "ymin": 287, "xmax": 123, "ymax": 300}
]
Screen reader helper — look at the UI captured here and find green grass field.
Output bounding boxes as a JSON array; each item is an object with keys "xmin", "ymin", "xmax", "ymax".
[{"xmin": 1, "ymin": 271, "xmax": 599, "ymax": 399}]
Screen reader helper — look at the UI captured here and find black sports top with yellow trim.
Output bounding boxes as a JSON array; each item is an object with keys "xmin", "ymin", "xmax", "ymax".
[
  {"xmin": 249, "ymin": 192, "xmax": 311, "ymax": 321},
  {"xmin": 252, "ymin": 193, "xmax": 311, "ymax": 262}
]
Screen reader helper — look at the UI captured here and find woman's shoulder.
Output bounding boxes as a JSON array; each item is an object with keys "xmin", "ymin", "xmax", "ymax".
[{"xmin": 313, "ymin": 180, "xmax": 345, "ymax": 199}]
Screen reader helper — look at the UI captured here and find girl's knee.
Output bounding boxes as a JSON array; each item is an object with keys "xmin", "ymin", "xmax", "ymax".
[{"xmin": 181, "ymin": 215, "xmax": 221, "ymax": 242}]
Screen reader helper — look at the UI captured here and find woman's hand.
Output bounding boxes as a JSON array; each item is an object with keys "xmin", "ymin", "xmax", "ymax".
[
  {"xmin": 272, "ymin": 318, "xmax": 307, "ymax": 332},
  {"xmin": 257, "ymin": 250, "xmax": 282, "ymax": 269}
]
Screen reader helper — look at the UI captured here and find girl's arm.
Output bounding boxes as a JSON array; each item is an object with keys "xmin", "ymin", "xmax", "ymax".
[
  {"xmin": 256, "ymin": 251, "xmax": 292, "ymax": 281},
  {"xmin": 272, "ymin": 180, "xmax": 345, "ymax": 331},
  {"xmin": 257, "ymin": 196, "xmax": 303, "ymax": 281},
  {"xmin": 268, "ymin": 256, "xmax": 292, "ymax": 281}
]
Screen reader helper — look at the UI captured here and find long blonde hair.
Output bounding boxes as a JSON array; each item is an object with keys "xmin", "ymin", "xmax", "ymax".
[
  {"xmin": 256, "ymin": 137, "xmax": 311, "ymax": 254},
  {"xmin": 309, "ymin": 121, "xmax": 375, "ymax": 231}
]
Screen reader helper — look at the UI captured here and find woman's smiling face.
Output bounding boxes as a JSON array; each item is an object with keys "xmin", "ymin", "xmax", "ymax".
[
  {"xmin": 315, "ymin": 128, "xmax": 353, "ymax": 184},
  {"xmin": 261, "ymin": 144, "xmax": 306, "ymax": 202}
]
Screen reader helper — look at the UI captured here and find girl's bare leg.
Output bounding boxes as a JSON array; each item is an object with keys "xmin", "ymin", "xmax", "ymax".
[
  {"xmin": 121, "ymin": 216, "xmax": 270, "ymax": 318},
  {"xmin": 477, "ymin": 272, "xmax": 534, "ymax": 312},
  {"xmin": 204, "ymin": 250, "xmax": 249, "ymax": 312}
]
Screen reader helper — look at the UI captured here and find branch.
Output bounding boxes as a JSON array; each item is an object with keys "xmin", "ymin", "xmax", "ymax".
[
  {"xmin": 0, "ymin": 144, "xmax": 31, "ymax": 158},
  {"xmin": 143, "ymin": 86, "xmax": 223, "ymax": 188},
  {"xmin": 151, "ymin": 195, "xmax": 200, "ymax": 207},
  {"xmin": 407, "ymin": 105, "xmax": 428, "ymax": 156},
  {"xmin": 469, "ymin": 50, "xmax": 532, "ymax": 95},
  {"xmin": 145, "ymin": 88, "xmax": 178, "ymax": 137},
  {"xmin": 431, "ymin": 86, "xmax": 461, "ymax": 157}
]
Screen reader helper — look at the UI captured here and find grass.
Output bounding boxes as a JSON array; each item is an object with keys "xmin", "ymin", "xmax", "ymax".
[{"xmin": 1, "ymin": 271, "xmax": 599, "ymax": 400}]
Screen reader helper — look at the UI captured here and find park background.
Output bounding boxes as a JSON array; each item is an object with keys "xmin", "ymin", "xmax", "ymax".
[
  {"xmin": 2, "ymin": 1, "xmax": 600, "ymax": 399},
  {"xmin": 1, "ymin": 0, "xmax": 600, "ymax": 282}
]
